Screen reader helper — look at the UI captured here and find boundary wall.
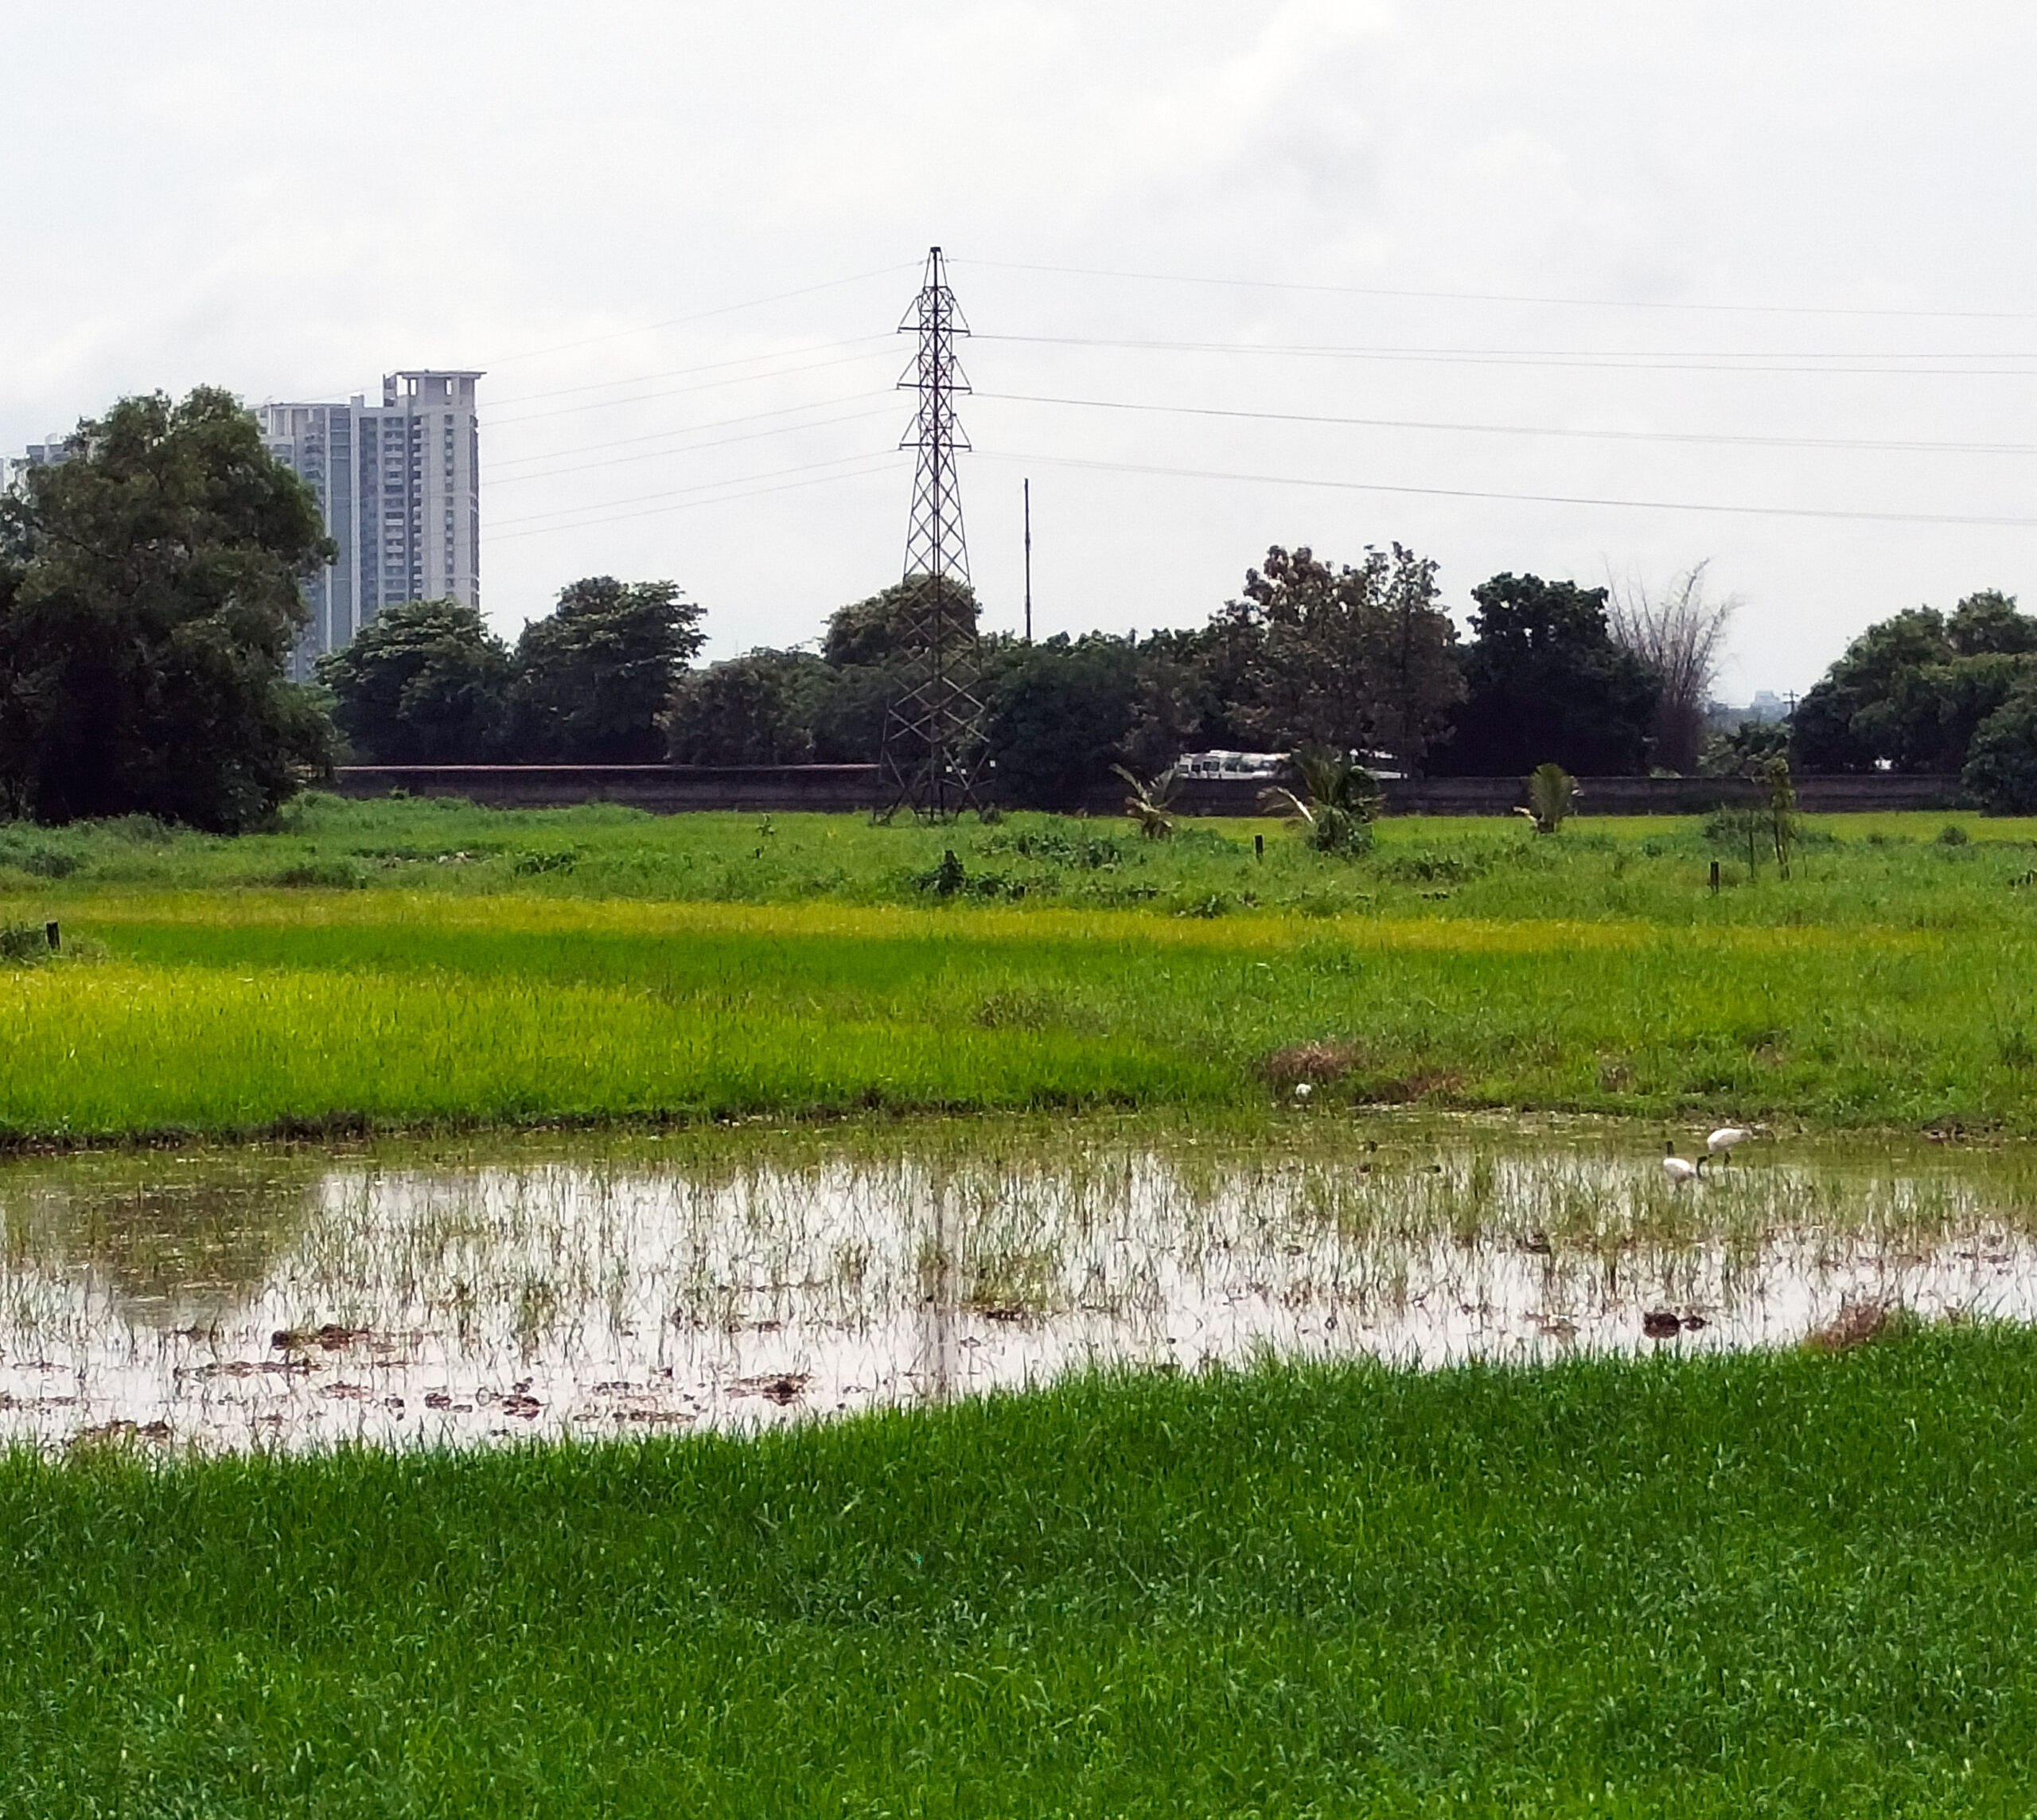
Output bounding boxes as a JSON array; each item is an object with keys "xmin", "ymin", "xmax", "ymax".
[{"xmin": 332, "ymin": 766, "xmax": 1972, "ymax": 817}]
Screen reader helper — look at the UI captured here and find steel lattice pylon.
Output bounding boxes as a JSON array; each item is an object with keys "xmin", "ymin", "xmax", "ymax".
[{"xmin": 878, "ymin": 246, "xmax": 987, "ymax": 820}]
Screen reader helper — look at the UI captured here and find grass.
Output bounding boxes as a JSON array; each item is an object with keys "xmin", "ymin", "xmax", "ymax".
[
  {"xmin": 0, "ymin": 797, "xmax": 2033, "ymax": 1140},
  {"xmin": 6, "ymin": 791, "xmax": 2037, "ymax": 921},
  {"xmin": 1, "ymin": 1330, "xmax": 2034, "ymax": 1814}
]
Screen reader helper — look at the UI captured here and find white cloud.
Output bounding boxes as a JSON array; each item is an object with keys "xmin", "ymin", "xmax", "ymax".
[{"xmin": 3, "ymin": 0, "xmax": 2036, "ymax": 691}]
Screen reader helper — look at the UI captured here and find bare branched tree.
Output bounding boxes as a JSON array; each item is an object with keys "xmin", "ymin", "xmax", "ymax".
[{"xmin": 1606, "ymin": 560, "xmax": 1739, "ymax": 773}]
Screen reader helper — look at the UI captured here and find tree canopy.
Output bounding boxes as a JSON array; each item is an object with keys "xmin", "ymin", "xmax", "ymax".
[
  {"xmin": 983, "ymin": 635, "xmax": 1143, "ymax": 811},
  {"xmin": 1790, "ymin": 593, "xmax": 2037, "ymax": 774},
  {"xmin": 317, "ymin": 597, "xmax": 512, "ymax": 763},
  {"xmin": 1221, "ymin": 544, "xmax": 1463, "ymax": 768},
  {"xmin": 823, "ymin": 576, "xmax": 979, "ymax": 670},
  {"xmin": 510, "ymin": 577, "xmax": 703, "ymax": 762},
  {"xmin": 1963, "ymin": 680, "xmax": 2037, "ymax": 813},
  {"xmin": 1434, "ymin": 574, "xmax": 1660, "ymax": 777},
  {"xmin": 664, "ymin": 649, "xmax": 836, "ymax": 766},
  {"xmin": 0, "ymin": 388, "xmax": 334, "ymax": 829}
]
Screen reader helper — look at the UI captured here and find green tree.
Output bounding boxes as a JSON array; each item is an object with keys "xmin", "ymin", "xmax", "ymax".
[
  {"xmin": 1948, "ymin": 589, "xmax": 2037, "ymax": 657},
  {"xmin": 808, "ymin": 664, "xmax": 900, "ymax": 764},
  {"xmin": 1120, "ymin": 622, "xmax": 1260, "ymax": 767},
  {"xmin": 1223, "ymin": 544, "xmax": 1463, "ymax": 768},
  {"xmin": 1700, "ymin": 718, "xmax": 1790, "ymax": 776},
  {"xmin": 316, "ymin": 598, "xmax": 512, "ymax": 763},
  {"xmin": 984, "ymin": 634, "xmax": 1141, "ymax": 810},
  {"xmin": 808, "ymin": 577, "xmax": 987, "ymax": 766},
  {"xmin": 824, "ymin": 576, "xmax": 979, "ymax": 669},
  {"xmin": 1792, "ymin": 594, "xmax": 2037, "ymax": 772},
  {"xmin": 664, "ymin": 649, "xmax": 835, "ymax": 765},
  {"xmin": 1366, "ymin": 545, "xmax": 1466, "ymax": 770},
  {"xmin": 1435, "ymin": 574, "xmax": 1660, "ymax": 776},
  {"xmin": 510, "ymin": 577, "xmax": 703, "ymax": 762},
  {"xmin": 0, "ymin": 388, "xmax": 334, "ymax": 829},
  {"xmin": 1260, "ymin": 748, "xmax": 1381, "ymax": 855},
  {"xmin": 1964, "ymin": 684, "xmax": 2037, "ymax": 813}
]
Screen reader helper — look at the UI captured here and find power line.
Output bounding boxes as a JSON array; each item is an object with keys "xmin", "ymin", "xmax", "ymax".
[
  {"xmin": 974, "ymin": 388, "xmax": 2037, "ymax": 458},
  {"xmin": 489, "ymin": 401, "xmax": 896, "ymax": 489},
  {"xmin": 489, "ymin": 336, "xmax": 892, "ymax": 408},
  {"xmin": 487, "ymin": 347, "xmax": 896, "ymax": 427},
  {"xmin": 975, "ymin": 447, "xmax": 2037, "ymax": 529},
  {"xmin": 489, "ymin": 456, "xmax": 897, "ymax": 544},
  {"xmin": 480, "ymin": 264, "xmax": 921, "ymax": 368},
  {"xmin": 273, "ymin": 269, "xmax": 916, "ymax": 405},
  {"xmin": 977, "ymin": 332, "xmax": 2037, "ymax": 377},
  {"xmin": 489, "ymin": 448, "xmax": 899, "ymax": 531},
  {"xmin": 489, "ymin": 391, "xmax": 893, "ymax": 470},
  {"xmin": 955, "ymin": 256, "xmax": 2037, "ymax": 324}
]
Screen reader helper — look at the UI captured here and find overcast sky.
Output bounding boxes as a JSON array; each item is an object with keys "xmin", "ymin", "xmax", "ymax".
[{"xmin": 6, "ymin": 1, "xmax": 2037, "ymax": 696}]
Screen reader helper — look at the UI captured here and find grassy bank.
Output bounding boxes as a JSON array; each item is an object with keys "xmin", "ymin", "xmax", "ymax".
[
  {"xmin": 0, "ymin": 800, "xmax": 2033, "ymax": 1140},
  {"xmin": 2, "ymin": 1330, "xmax": 2034, "ymax": 1814}
]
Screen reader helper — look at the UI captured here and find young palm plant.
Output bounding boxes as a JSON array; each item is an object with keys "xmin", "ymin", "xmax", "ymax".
[
  {"xmin": 1112, "ymin": 765, "xmax": 1179, "ymax": 840},
  {"xmin": 1762, "ymin": 754, "xmax": 1799, "ymax": 879},
  {"xmin": 1515, "ymin": 762, "xmax": 1578, "ymax": 834},
  {"xmin": 1260, "ymin": 749, "xmax": 1381, "ymax": 855}
]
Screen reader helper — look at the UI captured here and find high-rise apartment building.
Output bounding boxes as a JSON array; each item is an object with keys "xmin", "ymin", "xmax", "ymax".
[
  {"xmin": 0, "ymin": 435, "xmax": 73, "ymax": 497},
  {"xmin": 255, "ymin": 369, "xmax": 482, "ymax": 675}
]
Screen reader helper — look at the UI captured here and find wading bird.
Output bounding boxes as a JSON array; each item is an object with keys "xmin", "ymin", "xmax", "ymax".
[
  {"xmin": 1662, "ymin": 1141, "xmax": 1707, "ymax": 1185},
  {"xmin": 1707, "ymin": 1125, "xmax": 1754, "ymax": 1163}
]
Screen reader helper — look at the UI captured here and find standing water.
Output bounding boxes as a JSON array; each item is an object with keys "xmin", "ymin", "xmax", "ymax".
[{"xmin": 0, "ymin": 1116, "xmax": 2031, "ymax": 1450}]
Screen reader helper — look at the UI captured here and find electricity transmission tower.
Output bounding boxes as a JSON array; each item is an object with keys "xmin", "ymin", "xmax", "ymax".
[{"xmin": 878, "ymin": 247, "xmax": 987, "ymax": 819}]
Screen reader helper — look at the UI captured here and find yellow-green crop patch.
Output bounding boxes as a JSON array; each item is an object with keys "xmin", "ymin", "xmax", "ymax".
[{"xmin": 1, "ymin": 797, "xmax": 2032, "ymax": 1140}]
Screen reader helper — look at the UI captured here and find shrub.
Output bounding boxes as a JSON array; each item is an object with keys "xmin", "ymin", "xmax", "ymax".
[
  {"xmin": 263, "ymin": 859, "xmax": 368, "ymax": 890},
  {"xmin": 512, "ymin": 849, "xmax": 580, "ymax": 875},
  {"xmin": 0, "ymin": 923, "xmax": 53, "ymax": 963}
]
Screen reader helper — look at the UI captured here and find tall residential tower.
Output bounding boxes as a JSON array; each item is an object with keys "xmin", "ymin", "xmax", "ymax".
[{"xmin": 254, "ymin": 369, "xmax": 482, "ymax": 674}]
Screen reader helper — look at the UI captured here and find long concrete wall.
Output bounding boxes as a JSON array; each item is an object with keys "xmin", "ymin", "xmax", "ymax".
[
  {"xmin": 333, "ymin": 765, "xmax": 1973, "ymax": 817},
  {"xmin": 332, "ymin": 765, "xmax": 885, "ymax": 813}
]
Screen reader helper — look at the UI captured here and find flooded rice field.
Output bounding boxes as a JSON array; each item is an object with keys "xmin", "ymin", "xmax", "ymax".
[{"xmin": 0, "ymin": 1116, "xmax": 2032, "ymax": 1450}]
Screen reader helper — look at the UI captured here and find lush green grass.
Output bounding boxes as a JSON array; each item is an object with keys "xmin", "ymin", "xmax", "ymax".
[
  {"xmin": 1, "ymin": 798, "xmax": 2034, "ymax": 1140},
  {"xmin": 0, "ymin": 1330, "xmax": 2031, "ymax": 1814},
  {"xmin": 4, "ymin": 792, "xmax": 2037, "ymax": 923}
]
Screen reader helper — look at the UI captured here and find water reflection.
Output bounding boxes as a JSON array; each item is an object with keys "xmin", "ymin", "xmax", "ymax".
[{"xmin": 0, "ymin": 1121, "xmax": 2031, "ymax": 1451}]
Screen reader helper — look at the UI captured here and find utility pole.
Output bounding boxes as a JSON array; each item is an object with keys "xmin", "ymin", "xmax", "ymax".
[
  {"xmin": 1022, "ymin": 477, "xmax": 1032, "ymax": 643},
  {"xmin": 877, "ymin": 247, "xmax": 987, "ymax": 820}
]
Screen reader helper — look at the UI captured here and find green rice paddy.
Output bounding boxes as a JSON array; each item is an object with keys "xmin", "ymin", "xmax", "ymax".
[
  {"xmin": 6, "ymin": 800, "xmax": 2037, "ymax": 1813},
  {"xmin": 0, "ymin": 797, "xmax": 2033, "ymax": 1140},
  {"xmin": 6, "ymin": 1331, "xmax": 2037, "ymax": 1814}
]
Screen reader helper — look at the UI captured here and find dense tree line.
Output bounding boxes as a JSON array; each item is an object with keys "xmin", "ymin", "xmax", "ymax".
[
  {"xmin": 318, "ymin": 578, "xmax": 703, "ymax": 765},
  {"xmin": 0, "ymin": 388, "xmax": 704, "ymax": 826},
  {"xmin": 1786, "ymin": 589, "xmax": 2037, "ymax": 810},
  {"xmin": 17, "ymin": 388, "xmax": 2037, "ymax": 829},
  {"xmin": 660, "ymin": 548, "xmax": 1669, "ymax": 805}
]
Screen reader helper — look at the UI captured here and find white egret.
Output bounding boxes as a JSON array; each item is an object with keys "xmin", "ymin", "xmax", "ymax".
[
  {"xmin": 1662, "ymin": 1141, "xmax": 1707, "ymax": 1185},
  {"xmin": 1707, "ymin": 1126, "xmax": 1754, "ymax": 1163}
]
